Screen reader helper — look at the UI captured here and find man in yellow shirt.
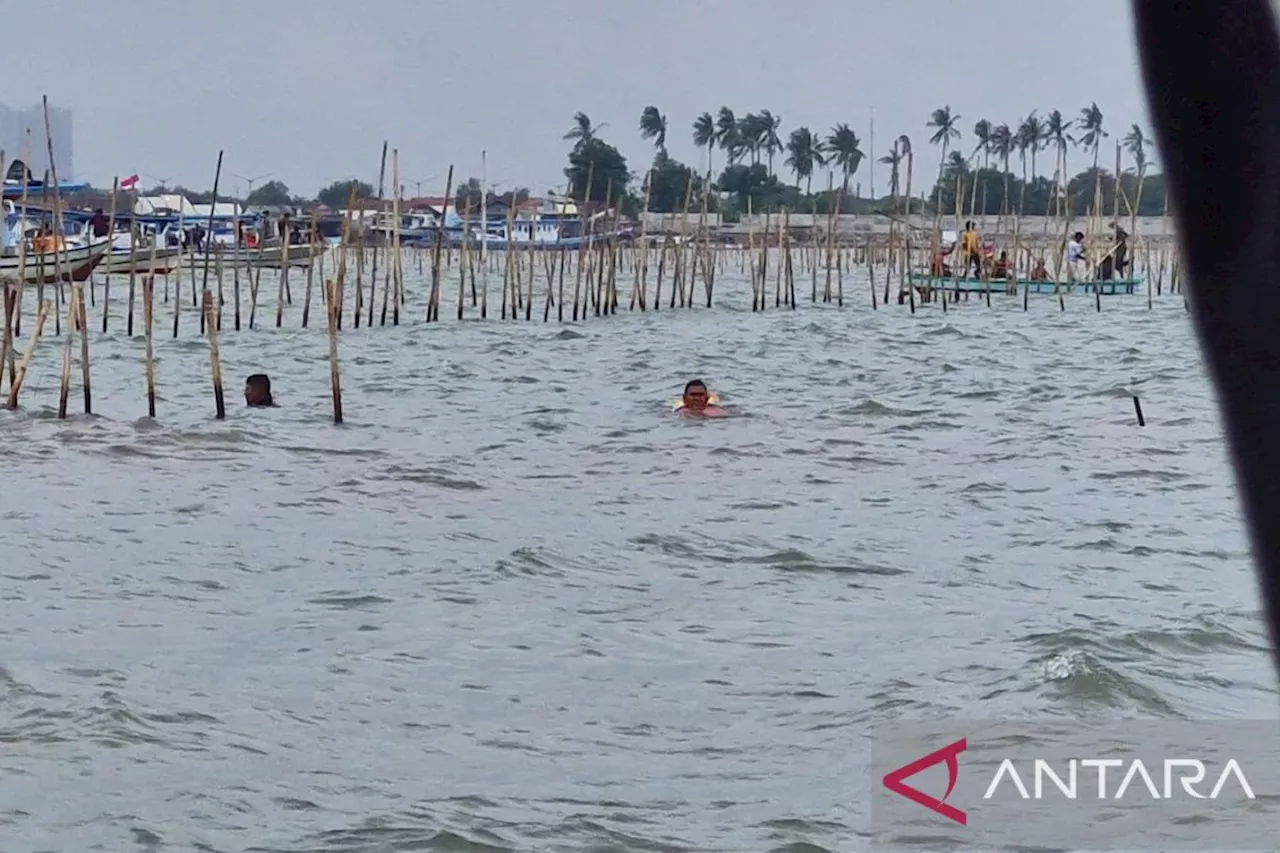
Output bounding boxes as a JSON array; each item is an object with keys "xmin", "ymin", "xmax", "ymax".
[{"xmin": 959, "ymin": 220, "xmax": 982, "ymax": 278}]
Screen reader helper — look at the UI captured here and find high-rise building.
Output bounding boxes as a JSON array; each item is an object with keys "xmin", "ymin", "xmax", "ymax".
[{"xmin": 0, "ymin": 103, "xmax": 74, "ymax": 182}]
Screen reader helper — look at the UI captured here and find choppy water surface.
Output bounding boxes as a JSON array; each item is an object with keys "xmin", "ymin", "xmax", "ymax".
[{"xmin": 0, "ymin": 272, "xmax": 1271, "ymax": 852}]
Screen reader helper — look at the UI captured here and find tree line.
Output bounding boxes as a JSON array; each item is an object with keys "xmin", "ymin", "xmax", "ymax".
[
  {"xmin": 558, "ymin": 103, "xmax": 1165, "ymax": 219},
  {"xmin": 70, "ymin": 103, "xmax": 1164, "ymax": 220}
]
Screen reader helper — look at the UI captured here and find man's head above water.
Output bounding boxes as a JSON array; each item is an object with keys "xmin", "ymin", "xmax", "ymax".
[
  {"xmin": 245, "ymin": 373, "xmax": 273, "ymax": 407},
  {"xmin": 683, "ymin": 379, "xmax": 710, "ymax": 412}
]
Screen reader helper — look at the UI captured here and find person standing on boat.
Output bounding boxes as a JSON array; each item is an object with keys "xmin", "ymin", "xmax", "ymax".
[
  {"xmin": 1066, "ymin": 231, "xmax": 1090, "ymax": 281},
  {"xmin": 89, "ymin": 207, "xmax": 110, "ymax": 239},
  {"xmin": 959, "ymin": 221, "xmax": 982, "ymax": 278},
  {"xmin": 1113, "ymin": 224, "xmax": 1130, "ymax": 278}
]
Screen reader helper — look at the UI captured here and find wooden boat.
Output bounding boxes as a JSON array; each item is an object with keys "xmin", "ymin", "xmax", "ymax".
[
  {"xmin": 0, "ymin": 237, "xmax": 112, "ymax": 284},
  {"xmin": 101, "ymin": 245, "xmax": 185, "ymax": 275},
  {"xmin": 186, "ymin": 241, "xmax": 326, "ymax": 271},
  {"xmin": 908, "ymin": 273, "xmax": 1145, "ymax": 296}
]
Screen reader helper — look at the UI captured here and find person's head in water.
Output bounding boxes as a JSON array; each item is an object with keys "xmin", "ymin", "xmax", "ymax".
[
  {"xmin": 683, "ymin": 379, "xmax": 710, "ymax": 412},
  {"xmin": 245, "ymin": 373, "xmax": 273, "ymax": 407}
]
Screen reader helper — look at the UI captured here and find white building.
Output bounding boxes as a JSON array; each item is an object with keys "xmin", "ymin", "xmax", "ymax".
[{"xmin": 0, "ymin": 103, "xmax": 74, "ymax": 182}]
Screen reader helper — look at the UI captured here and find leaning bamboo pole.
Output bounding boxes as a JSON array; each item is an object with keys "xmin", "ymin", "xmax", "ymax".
[{"xmin": 6, "ymin": 300, "xmax": 50, "ymax": 409}]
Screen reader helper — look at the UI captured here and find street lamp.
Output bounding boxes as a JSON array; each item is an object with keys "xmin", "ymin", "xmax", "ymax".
[
  {"xmin": 408, "ymin": 176, "xmax": 438, "ymax": 198},
  {"xmin": 142, "ymin": 173, "xmax": 180, "ymax": 191},
  {"xmin": 233, "ymin": 172, "xmax": 272, "ymax": 200}
]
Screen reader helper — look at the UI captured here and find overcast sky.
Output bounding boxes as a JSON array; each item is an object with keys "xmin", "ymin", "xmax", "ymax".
[{"xmin": 7, "ymin": 0, "xmax": 1149, "ymax": 197}]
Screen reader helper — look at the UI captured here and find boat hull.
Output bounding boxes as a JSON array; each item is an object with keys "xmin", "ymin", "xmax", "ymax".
[
  {"xmin": 908, "ymin": 274, "xmax": 1145, "ymax": 295},
  {"xmin": 0, "ymin": 238, "xmax": 111, "ymax": 284},
  {"xmin": 101, "ymin": 245, "xmax": 185, "ymax": 275},
  {"xmin": 186, "ymin": 243, "xmax": 326, "ymax": 270}
]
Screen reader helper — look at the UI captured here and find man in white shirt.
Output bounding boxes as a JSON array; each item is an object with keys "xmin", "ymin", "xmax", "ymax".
[{"xmin": 1066, "ymin": 231, "xmax": 1089, "ymax": 281}]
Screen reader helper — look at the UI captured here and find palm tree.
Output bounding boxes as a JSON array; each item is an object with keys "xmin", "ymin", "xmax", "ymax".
[
  {"xmin": 943, "ymin": 150, "xmax": 970, "ymax": 209},
  {"xmin": 971, "ymin": 119, "xmax": 993, "ymax": 216},
  {"xmin": 926, "ymin": 106, "xmax": 962, "ymax": 209},
  {"xmin": 972, "ymin": 119, "xmax": 993, "ymax": 168},
  {"xmin": 1015, "ymin": 115, "xmax": 1039, "ymax": 212},
  {"xmin": 826, "ymin": 123, "xmax": 865, "ymax": 194},
  {"xmin": 898, "ymin": 135, "xmax": 914, "ymax": 217},
  {"xmin": 1018, "ymin": 112, "xmax": 1046, "ymax": 182},
  {"xmin": 785, "ymin": 126, "xmax": 827, "ymax": 198},
  {"xmin": 879, "ymin": 145, "xmax": 902, "ymax": 199},
  {"xmin": 563, "ymin": 111, "xmax": 604, "ymax": 152},
  {"xmin": 1123, "ymin": 123, "xmax": 1153, "ymax": 218},
  {"xmin": 737, "ymin": 113, "xmax": 764, "ymax": 165},
  {"xmin": 1076, "ymin": 102, "xmax": 1108, "ymax": 171},
  {"xmin": 988, "ymin": 123, "xmax": 1015, "ymax": 215},
  {"xmin": 758, "ymin": 110, "xmax": 783, "ymax": 176},
  {"xmin": 1043, "ymin": 109, "xmax": 1075, "ymax": 215},
  {"xmin": 639, "ymin": 106, "xmax": 668, "ymax": 155},
  {"xmin": 1122, "ymin": 124, "xmax": 1151, "ymax": 176},
  {"xmin": 715, "ymin": 107, "xmax": 744, "ymax": 166},
  {"xmin": 693, "ymin": 112, "xmax": 716, "ymax": 177}
]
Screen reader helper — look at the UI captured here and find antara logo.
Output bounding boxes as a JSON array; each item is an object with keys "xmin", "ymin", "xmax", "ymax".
[
  {"xmin": 883, "ymin": 738, "xmax": 1256, "ymax": 826},
  {"xmin": 882, "ymin": 737, "xmax": 968, "ymax": 825}
]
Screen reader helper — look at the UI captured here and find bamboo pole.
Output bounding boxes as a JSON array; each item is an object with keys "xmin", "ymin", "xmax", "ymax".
[
  {"xmin": 381, "ymin": 149, "xmax": 399, "ymax": 326},
  {"xmin": 428, "ymin": 166, "xmax": 454, "ymax": 322},
  {"xmin": 57, "ymin": 284, "xmax": 76, "ymax": 419},
  {"xmin": 325, "ymin": 278, "xmax": 343, "ymax": 424},
  {"xmin": 76, "ymin": 279, "xmax": 91, "ymax": 414},
  {"xmin": 6, "ymin": 300, "xmax": 49, "ymax": 409},
  {"xmin": 202, "ymin": 290, "xmax": 225, "ymax": 419},
  {"xmin": 143, "ymin": 275, "xmax": 156, "ymax": 417},
  {"xmin": 101, "ymin": 177, "xmax": 119, "ymax": 333},
  {"xmin": 369, "ymin": 140, "xmax": 389, "ymax": 327}
]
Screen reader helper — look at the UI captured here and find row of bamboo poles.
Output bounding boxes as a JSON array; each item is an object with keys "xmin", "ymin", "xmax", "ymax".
[{"xmin": 0, "ymin": 121, "xmax": 1185, "ymax": 425}]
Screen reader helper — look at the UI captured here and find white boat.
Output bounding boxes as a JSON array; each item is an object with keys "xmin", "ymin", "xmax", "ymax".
[
  {"xmin": 1, "ymin": 201, "xmax": 113, "ymax": 284},
  {"xmin": 92, "ymin": 223, "xmax": 187, "ymax": 275},
  {"xmin": 0, "ymin": 238, "xmax": 112, "ymax": 284}
]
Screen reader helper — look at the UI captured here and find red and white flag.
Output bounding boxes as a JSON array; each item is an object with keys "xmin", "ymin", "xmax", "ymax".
[{"xmin": 120, "ymin": 174, "xmax": 140, "ymax": 190}]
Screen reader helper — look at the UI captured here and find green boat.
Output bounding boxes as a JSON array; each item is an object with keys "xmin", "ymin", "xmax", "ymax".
[{"xmin": 907, "ymin": 273, "xmax": 1145, "ymax": 296}]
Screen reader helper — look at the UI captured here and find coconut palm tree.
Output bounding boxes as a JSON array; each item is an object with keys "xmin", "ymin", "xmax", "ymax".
[
  {"xmin": 758, "ymin": 110, "xmax": 783, "ymax": 176},
  {"xmin": 1122, "ymin": 123, "xmax": 1153, "ymax": 217},
  {"xmin": 737, "ymin": 113, "xmax": 765, "ymax": 165},
  {"xmin": 715, "ymin": 107, "xmax": 744, "ymax": 166},
  {"xmin": 943, "ymin": 150, "xmax": 970, "ymax": 207},
  {"xmin": 1017, "ymin": 112, "xmax": 1046, "ymax": 182},
  {"xmin": 785, "ymin": 126, "xmax": 827, "ymax": 197},
  {"xmin": 1123, "ymin": 123, "xmax": 1151, "ymax": 176},
  {"xmin": 972, "ymin": 119, "xmax": 993, "ymax": 167},
  {"xmin": 563, "ymin": 112, "xmax": 605, "ymax": 152},
  {"xmin": 898, "ymin": 135, "xmax": 914, "ymax": 218},
  {"xmin": 926, "ymin": 106, "xmax": 962, "ymax": 209},
  {"xmin": 879, "ymin": 145, "xmax": 902, "ymax": 199},
  {"xmin": 1043, "ymin": 109, "xmax": 1075, "ymax": 215},
  {"xmin": 1076, "ymin": 102, "xmax": 1108, "ymax": 171},
  {"xmin": 693, "ymin": 112, "xmax": 715, "ymax": 177},
  {"xmin": 639, "ymin": 106, "xmax": 668, "ymax": 155},
  {"xmin": 826, "ymin": 123, "xmax": 865, "ymax": 194},
  {"xmin": 988, "ymin": 123, "xmax": 1015, "ymax": 215}
]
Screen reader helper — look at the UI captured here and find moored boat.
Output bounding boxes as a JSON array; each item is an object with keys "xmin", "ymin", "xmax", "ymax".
[
  {"xmin": 102, "ymin": 244, "xmax": 185, "ymax": 275},
  {"xmin": 186, "ymin": 240, "xmax": 326, "ymax": 270},
  {"xmin": 0, "ymin": 238, "xmax": 112, "ymax": 284},
  {"xmin": 908, "ymin": 273, "xmax": 1145, "ymax": 296}
]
